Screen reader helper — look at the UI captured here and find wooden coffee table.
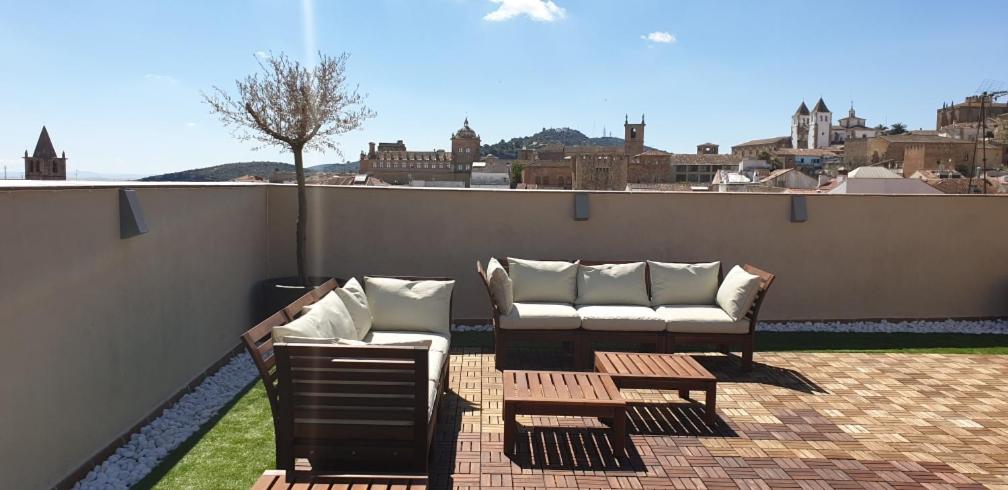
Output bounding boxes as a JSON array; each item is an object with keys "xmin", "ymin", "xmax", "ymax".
[
  {"xmin": 502, "ymin": 370, "xmax": 627, "ymax": 455},
  {"xmin": 594, "ymin": 352, "xmax": 718, "ymax": 424}
]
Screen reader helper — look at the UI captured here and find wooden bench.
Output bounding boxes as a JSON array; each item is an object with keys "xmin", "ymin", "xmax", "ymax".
[
  {"xmin": 477, "ymin": 260, "xmax": 775, "ymax": 371},
  {"xmin": 502, "ymin": 370, "xmax": 627, "ymax": 455},
  {"xmin": 239, "ymin": 276, "xmax": 452, "ymax": 475},
  {"xmin": 251, "ymin": 469, "xmax": 428, "ymax": 489},
  {"xmin": 595, "ymin": 351, "xmax": 718, "ymax": 424}
]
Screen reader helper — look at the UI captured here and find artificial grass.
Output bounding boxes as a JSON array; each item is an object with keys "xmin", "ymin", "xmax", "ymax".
[
  {"xmin": 140, "ymin": 332, "xmax": 1008, "ymax": 489},
  {"xmin": 137, "ymin": 384, "xmax": 274, "ymax": 490}
]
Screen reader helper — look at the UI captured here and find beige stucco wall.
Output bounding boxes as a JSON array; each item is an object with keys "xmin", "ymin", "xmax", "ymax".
[
  {"xmin": 0, "ymin": 185, "xmax": 267, "ymax": 489},
  {"xmin": 266, "ymin": 185, "xmax": 1008, "ymax": 321},
  {"xmin": 3, "ymin": 183, "xmax": 1008, "ymax": 489}
]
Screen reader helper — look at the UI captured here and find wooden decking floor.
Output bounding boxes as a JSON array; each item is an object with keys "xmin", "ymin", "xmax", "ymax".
[{"xmin": 425, "ymin": 348, "xmax": 1007, "ymax": 489}]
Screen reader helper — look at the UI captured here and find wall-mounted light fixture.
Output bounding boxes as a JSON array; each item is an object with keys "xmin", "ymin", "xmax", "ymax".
[
  {"xmin": 574, "ymin": 193, "xmax": 589, "ymax": 221},
  {"xmin": 119, "ymin": 188, "xmax": 149, "ymax": 238},
  {"xmin": 790, "ymin": 195, "xmax": 807, "ymax": 223}
]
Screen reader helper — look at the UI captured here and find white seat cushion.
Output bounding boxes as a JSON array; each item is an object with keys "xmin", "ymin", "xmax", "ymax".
[
  {"xmin": 498, "ymin": 302, "xmax": 581, "ymax": 330},
  {"xmin": 576, "ymin": 262, "xmax": 649, "ymax": 306},
  {"xmin": 364, "ymin": 330, "xmax": 450, "ymax": 354},
  {"xmin": 657, "ymin": 305, "xmax": 750, "ymax": 334},
  {"xmin": 507, "ymin": 258, "xmax": 578, "ymax": 303},
  {"xmin": 576, "ymin": 305, "xmax": 665, "ymax": 332},
  {"xmin": 648, "ymin": 261, "xmax": 720, "ymax": 306}
]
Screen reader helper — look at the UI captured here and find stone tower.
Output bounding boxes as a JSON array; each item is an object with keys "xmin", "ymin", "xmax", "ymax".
[
  {"xmin": 451, "ymin": 118, "xmax": 480, "ymax": 171},
  {"xmin": 791, "ymin": 102, "xmax": 810, "ymax": 150},
  {"xmin": 624, "ymin": 114, "xmax": 645, "ymax": 156},
  {"xmin": 24, "ymin": 126, "xmax": 67, "ymax": 180},
  {"xmin": 808, "ymin": 98, "xmax": 832, "ymax": 149}
]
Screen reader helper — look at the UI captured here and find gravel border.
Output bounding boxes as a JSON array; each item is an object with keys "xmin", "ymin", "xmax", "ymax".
[{"xmin": 73, "ymin": 353, "xmax": 257, "ymax": 490}]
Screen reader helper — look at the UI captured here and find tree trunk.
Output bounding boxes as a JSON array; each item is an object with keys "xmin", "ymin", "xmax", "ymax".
[{"xmin": 293, "ymin": 145, "xmax": 309, "ymax": 287}]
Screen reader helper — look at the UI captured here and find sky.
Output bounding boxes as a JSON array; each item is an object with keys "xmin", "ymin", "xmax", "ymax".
[{"xmin": 0, "ymin": 0, "xmax": 1006, "ymax": 177}]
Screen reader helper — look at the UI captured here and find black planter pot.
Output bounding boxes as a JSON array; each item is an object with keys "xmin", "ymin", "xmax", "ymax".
[{"xmin": 258, "ymin": 276, "xmax": 338, "ymax": 321}]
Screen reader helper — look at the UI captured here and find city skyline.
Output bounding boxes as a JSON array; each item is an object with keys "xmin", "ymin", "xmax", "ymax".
[{"xmin": 0, "ymin": 0, "xmax": 1005, "ymax": 175}]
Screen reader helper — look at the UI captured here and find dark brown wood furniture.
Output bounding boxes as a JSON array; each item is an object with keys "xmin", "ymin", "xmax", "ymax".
[
  {"xmin": 251, "ymin": 469, "xmax": 428, "ymax": 490},
  {"xmin": 594, "ymin": 351, "xmax": 718, "ymax": 424},
  {"xmin": 502, "ymin": 370, "xmax": 627, "ymax": 455},
  {"xmin": 239, "ymin": 276, "xmax": 453, "ymax": 475},
  {"xmin": 477, "ymin": 260, "xmax": 775, "ymax": 371}
]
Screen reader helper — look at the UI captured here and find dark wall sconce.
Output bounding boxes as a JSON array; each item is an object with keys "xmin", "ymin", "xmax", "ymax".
[
  {"xmin": 119, "ymin": 188, "xmax": 149, "ymax": 239},
  {"xmin": 790, "ymin": 195, "xmax": 807, "ymax": 223},
  {"xmin": 574, "ymin": 193, "xmax": 589, "ymax": 221}
]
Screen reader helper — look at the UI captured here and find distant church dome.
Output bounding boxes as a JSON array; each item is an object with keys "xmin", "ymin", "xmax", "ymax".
[{"xmin": 454, "ymin": 118, "xmax": 477, "ymax": 139}]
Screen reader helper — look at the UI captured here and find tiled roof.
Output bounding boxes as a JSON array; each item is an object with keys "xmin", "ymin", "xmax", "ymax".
[
  {"xmin": 812, "ymin": 98, "xmax": 830, "ymax": 113},
  {"xmin": 794, "ymin": 102, "xmax": 809, "ymax": 116},
  {"xmin": 733, "ymin": 136, "xmax": 791, "ymax": 148},
  {"xmin": 634, "ymin": 150, "xmax": 670, "ymax": 157},
  {"xmin": 666, "ymin": 154, "xmax": 739, "ymax": 165},
  {"xmin": 773, "ymin": 148, "xmax": 840, "ymax": 156}
]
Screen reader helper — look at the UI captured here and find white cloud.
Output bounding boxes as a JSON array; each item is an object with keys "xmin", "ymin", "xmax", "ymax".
[
  {"xmin": 641, "ymin": 31, "xmax": 676, "ymax": 44},
  {"xmin": 144, "ymin": 73, "xmax": 179, "ymax": 84},
  {"xmin": 483, "ymin": 0, "xmax": 566, "ymax": 22}
]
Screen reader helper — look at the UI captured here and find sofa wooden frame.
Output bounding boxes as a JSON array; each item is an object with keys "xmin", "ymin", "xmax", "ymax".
[
  {"xmin": 240, "ymin": 276, "xmax": 453, "ymax": 475},
  {"xmin": 476, "ymin": 259, "xmax": 775, "ymax": 371}
]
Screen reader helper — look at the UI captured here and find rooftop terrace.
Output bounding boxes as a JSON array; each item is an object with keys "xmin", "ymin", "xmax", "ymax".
[{"xmin": 2, "ymin": 183, "xmax": 1007, "ymax": 489}]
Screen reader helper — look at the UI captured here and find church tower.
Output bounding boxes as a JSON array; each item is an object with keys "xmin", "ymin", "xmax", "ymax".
[
  {"xmin": 23, "ymin": 126, "xmax": 67, "ymax": 180},
  {"xmin": 624, "ymin": 114, "xmax": 645, "ymax": 156},
  {"xmin": 808, "ymin": 98, "xmax": 832, "ymax": 149},
  {"xmin": 791, "ymin": 102, "xmax": 810, "ymax": 149},
  {"xmin": 450, "ymin": 118, "xmax": 480, "ymax": 171}
]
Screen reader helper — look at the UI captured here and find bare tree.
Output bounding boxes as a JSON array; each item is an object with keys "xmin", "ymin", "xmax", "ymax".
[{"xmin": 204, "ymin": 52, "xmax": 374, "ymax": 285}]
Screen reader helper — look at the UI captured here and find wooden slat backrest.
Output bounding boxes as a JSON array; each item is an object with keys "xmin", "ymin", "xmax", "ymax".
[
  {"xmin": 475, "ymin": 261, "xmax": 499, "ymax": 322},
  {"xmin": 281, "ymin": 278, "xmax": 340, "ymax": 320},
  {"xmin": 742, "ymin": 264, "xmax": 776, "ymax": 332},
  {"xmin": 274, "ymin": 343, "xmax": 430, "ymax": 472},
  {"xmin": 240, "ymin": 310, "xmax": 288, "ymax": 420}
]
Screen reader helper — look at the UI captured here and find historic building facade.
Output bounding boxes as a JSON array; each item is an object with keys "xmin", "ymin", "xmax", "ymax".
[
  {"xmin": 937, "ymin": 95, "xmax": 1008, "ymax": 129},
  {"xmin": 790, "ymin": 98, "xmax": 833, "ymax": 149},
  {"xmin": 359, "ymin": 119, "xmax": 480, "ymax": 186},
  {"xmin": 23, "ymin": 126, "xmax": 67, "ymax": 180}
]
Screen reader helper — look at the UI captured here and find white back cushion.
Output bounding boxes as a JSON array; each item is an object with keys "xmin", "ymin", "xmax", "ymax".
[
  {"xmin": 365, "ymin": 277, "xmax": 455, "ymax": 335},
  {"xmin": 507, "ymin": 258, "xmax": 578, "ymax": 303},
  {"xmin": 648, "ymin": 261, "xmax": 721, "ymax": 306},
  {"xmin": 307, "ymin": 291, "xmax": 359, "ymax": 340},
  {"xmin": 486, "ymin": 258, "xmax": 514, "ymax": 314},
  {"xmin": 334, "ymin": 277, "xmax": 372, "ymax": 340},
  {"xmin": 273, "ymin": 312, "xmax": 325, "ymax": 343},
  {"xmin": 575, "ymin": 262, "xmax": 649, "ymax": 306},
  {"xmin": 716, "ymin": 266, "xmax": 762, "ymax": 321}
]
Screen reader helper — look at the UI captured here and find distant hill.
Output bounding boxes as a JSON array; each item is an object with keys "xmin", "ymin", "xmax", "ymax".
[
  {"xmin": 480, "ymin": 127, "xmax": 655, "ymax": 159},
  {"xmin": 140, "ymin": 161, "xmax": 359, "ymax": 182}
]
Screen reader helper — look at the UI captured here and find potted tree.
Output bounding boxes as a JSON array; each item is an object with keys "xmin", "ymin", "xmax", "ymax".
[{"xmin": 204, "ymin": 52, "xmax": 374, "ymax": 318}]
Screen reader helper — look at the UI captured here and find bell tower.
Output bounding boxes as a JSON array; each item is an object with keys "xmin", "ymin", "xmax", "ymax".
[{"xmin": 624, "ymin": 114, "xmax": 645, "ymax": 156}]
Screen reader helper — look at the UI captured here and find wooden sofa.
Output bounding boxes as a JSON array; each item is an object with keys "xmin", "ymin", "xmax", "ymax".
[
  {"xmin": 477, "ymin": 259, "xmax": 774, "ymax": 371},
  {"xmin": 240, "ymin": 276, "xmax": 452, "ymax": 475}
]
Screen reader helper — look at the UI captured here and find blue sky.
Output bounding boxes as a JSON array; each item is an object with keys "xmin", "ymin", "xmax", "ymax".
[{"xmin": 1, "ymin": 0, "xmax": 1005, "ymax": 176}]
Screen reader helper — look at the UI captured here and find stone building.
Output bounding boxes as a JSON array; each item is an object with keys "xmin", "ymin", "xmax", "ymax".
[
  {"xmin": 667, "ymin": 154, "xmax": 740, "ymax": 183},
  {"xmin": 359, "ymin": 119, "xmax": 479, "ymax": 186},
  {"xmin": 731, "ymin": 136, "xmax": 791, "ymax": 159},
  {"xmin": 844, "ymin": 133, "xmax": 979, "ymax": 176},
  {"xmin": 830, "ymin": 105, "xmax": 879, "ymax": 144},
  {"xmin": 789, "ymin": 99, "xmax": 833, "ymax": 149},
  {"xmin": 23, "ymin": 126, "xmax": 67, "ymax": 180},
  {"xmin": 937, "ymin": 95, "xmax": 1008, "ymax": 129}
]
